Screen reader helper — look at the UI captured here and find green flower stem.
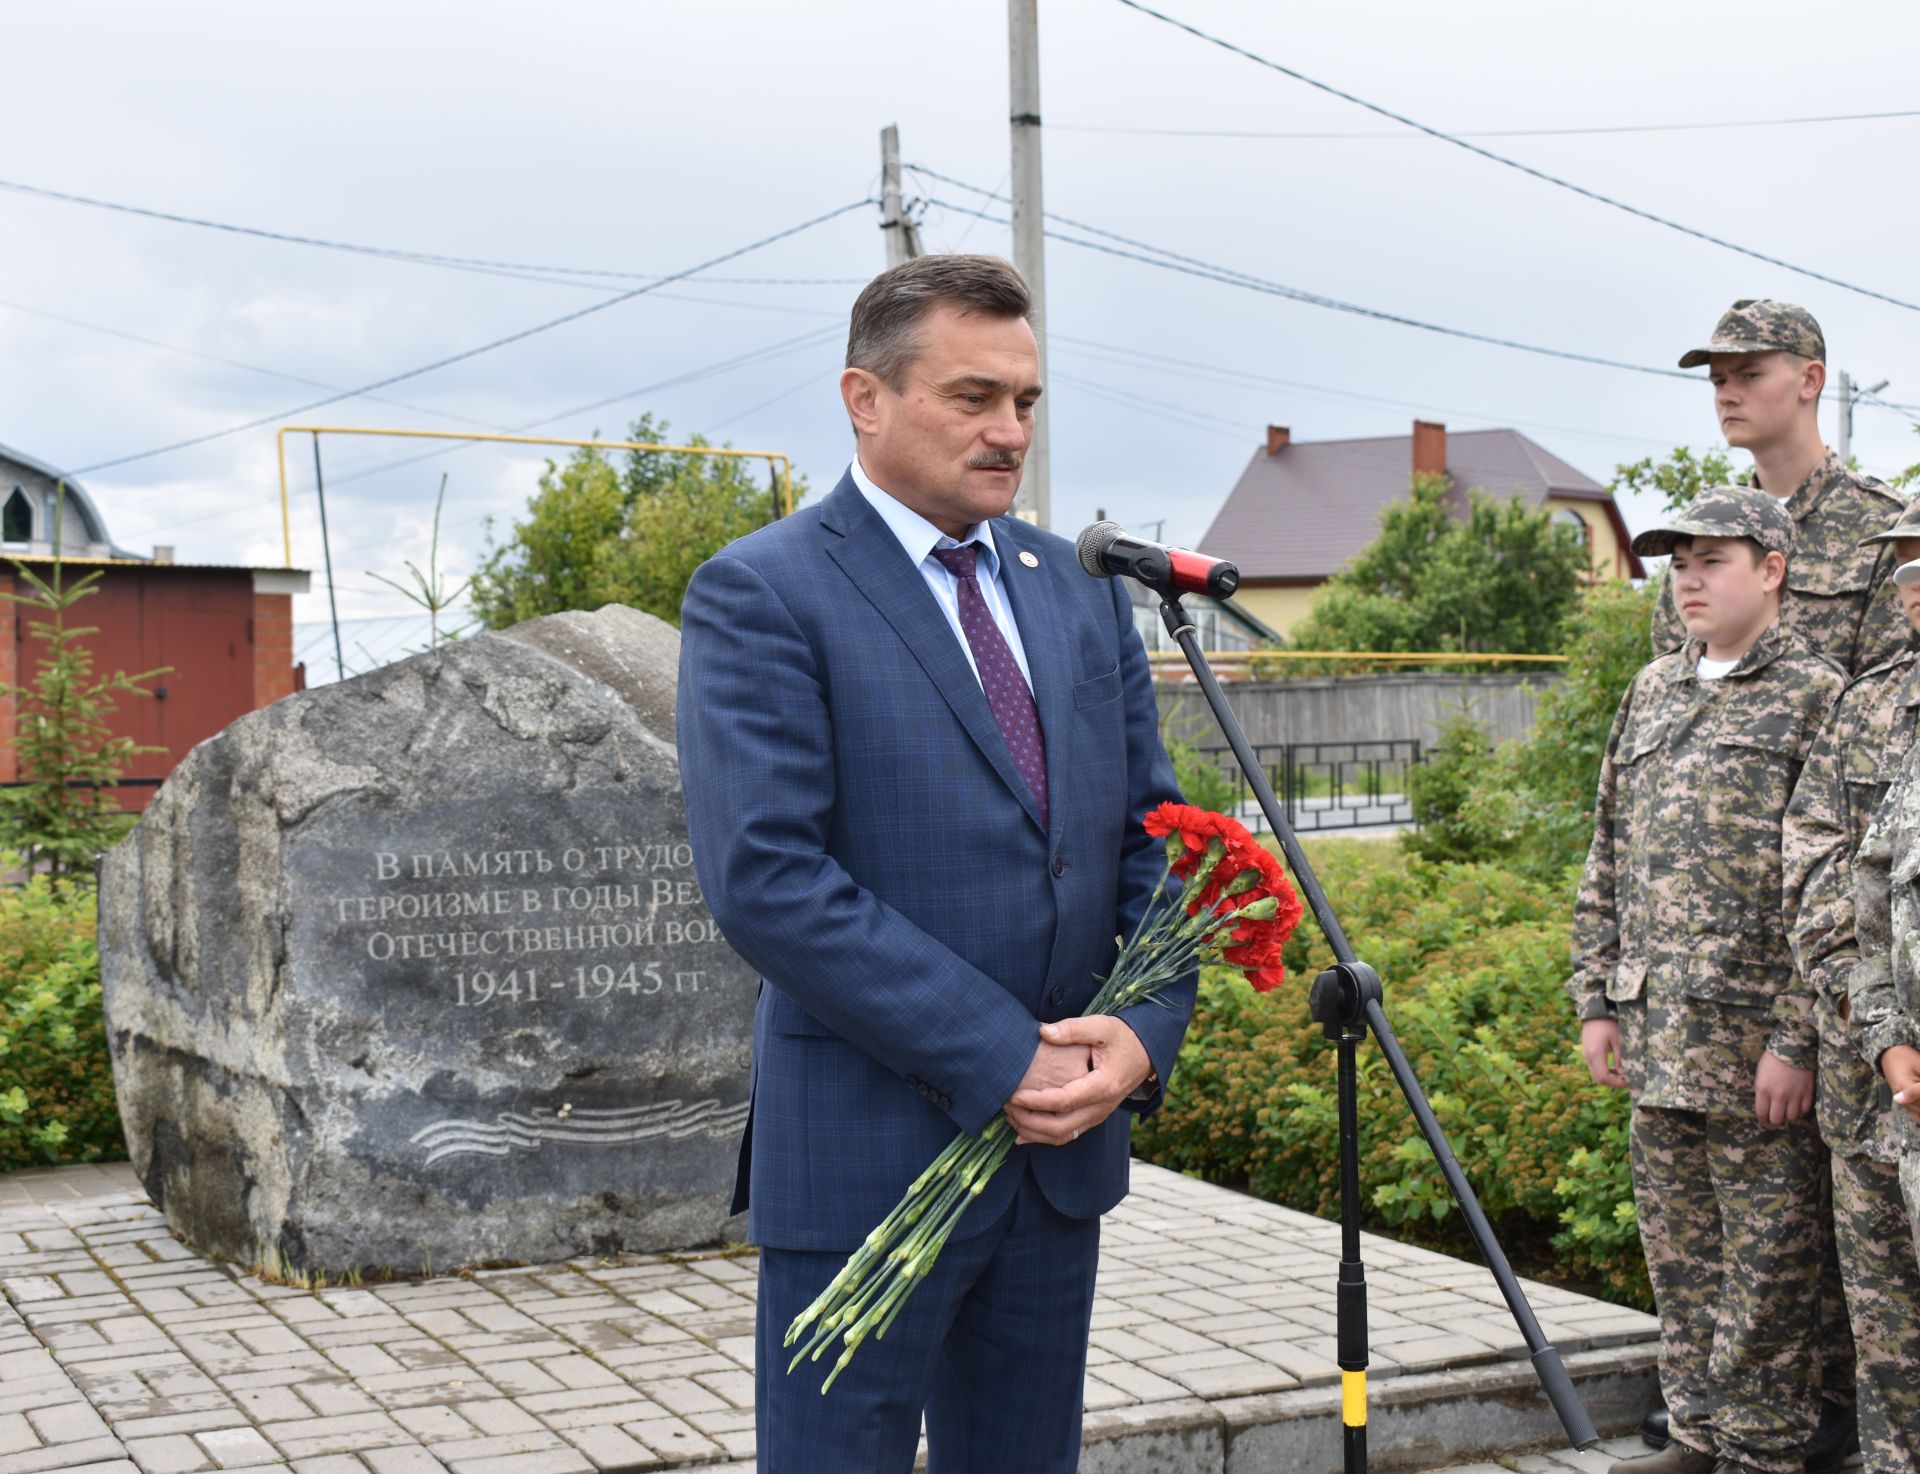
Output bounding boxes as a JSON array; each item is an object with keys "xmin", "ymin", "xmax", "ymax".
[
  {"xmin": 826, "ymin": 1129, "xmax": 1018, "ymax": 1391},
  {"xmin": 790, "ymin": 1166, "xmax": 975, "ymax": 1370},
  {"xmin": 782, "ymin": 1130, "xmax": 974, "ymax": 1347},
  {"xmin": 786, "ymin": 848, "xmax": 1287, "ymax": 1392},
  {"xmin": 787, "ymin": 1121, "xmax": 1007, "ymax": 1373}
]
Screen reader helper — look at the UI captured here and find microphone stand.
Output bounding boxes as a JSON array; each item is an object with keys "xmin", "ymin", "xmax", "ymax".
[{"xmin": 1156, "ymin": 593, "xmax": 1599, "ymax": 1472}]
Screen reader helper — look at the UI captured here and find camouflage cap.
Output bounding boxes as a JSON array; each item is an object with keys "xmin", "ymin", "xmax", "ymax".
[
  {"xmin": 1681, "ymin": 295, "xmax": 1827, "ymax": 368},
  {"xmin": 1678, "ymin": 299, "xmax": 1825, "ymax": 369},
  {"xmin": 1859, "ymin": 493, "xmax": 1920, "ymax": 547},
  {"xmin": 1629, "ymin": 485, "xmax": 1795, "ymax": 558}
]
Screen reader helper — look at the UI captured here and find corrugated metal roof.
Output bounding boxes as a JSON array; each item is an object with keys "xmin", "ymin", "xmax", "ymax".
[
  {"xmin": 1197, "ymin": 426, "xmax": 1639, "ymax": 580},
  {"xmin": 0, "ymin": 554, "xmax": 309, "ymax": 573},
  {"xmin": 0, "ymin": 440, "xmax": 147, "ymax": 560}
]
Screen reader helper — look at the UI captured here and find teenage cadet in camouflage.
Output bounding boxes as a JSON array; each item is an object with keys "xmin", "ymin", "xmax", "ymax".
[
  {"xmin": 1782, "ymin": 494, "xmax": 1920, "ymax": 1474},
  {"xmin": 1851, "ymin": 557, "xmax": 1920, "ymax": 1255},
  {"xmin": 1653, "ymin": 300, "xmax": 1907, "ymax": 677},
  {"xmin": 1654, "ymin": 301, "xmax": 1906, "ymax": 1470},
  {"xmin": 1572, "ymin": 487, "xmax": 1845, "ymax": 1474}
]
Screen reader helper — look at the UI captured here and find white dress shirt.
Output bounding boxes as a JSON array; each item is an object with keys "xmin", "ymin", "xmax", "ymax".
[{"xmin": 848, "ymin": 459, "xmax": 1035, "ymax": 692}]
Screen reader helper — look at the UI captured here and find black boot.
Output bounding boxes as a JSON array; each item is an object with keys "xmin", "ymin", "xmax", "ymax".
[
  {"xmin": 1642, "ymin": 1406, "xmax": 1670, "ymax": 1450},
  {"xmin": 1804, "ymin": 1401, "xmax": 1858, "ymax": 1474}
]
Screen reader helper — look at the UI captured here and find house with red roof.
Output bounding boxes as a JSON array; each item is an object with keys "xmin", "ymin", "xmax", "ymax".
[{"xmin": 1197, "ymin": 420, "xmax": 1644, "ymax": 640}]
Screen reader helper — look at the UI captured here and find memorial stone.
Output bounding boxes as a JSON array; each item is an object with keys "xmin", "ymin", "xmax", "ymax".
[{"xmin": 98, "ymin": 605, "xmax": 753, "ymax": 1274}]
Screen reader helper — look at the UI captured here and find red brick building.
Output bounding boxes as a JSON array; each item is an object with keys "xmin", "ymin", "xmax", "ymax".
[{"xmin": 0, "ymin": 442, "xmax": 310, "ymax": 811}]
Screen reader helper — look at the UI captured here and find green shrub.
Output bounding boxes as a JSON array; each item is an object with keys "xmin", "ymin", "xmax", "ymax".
[
  {"xmin": 0, "ymin": 873, "xmax": 123, "ymax": 1172},
  {"xmin": 1405, "ymin": 715, "xmax": 1511, "ymax": 865},
  {"xmin": 1401, "ymin": 579, "xmax": 1657, "ymax": 885},
  {"xmin": 1133, "ymin": 837, "xmax": 1648, "ymax": 1308},
  {"xmin": 1162, "ymin": 716, "xmax": 1240, "ymax": 816}
]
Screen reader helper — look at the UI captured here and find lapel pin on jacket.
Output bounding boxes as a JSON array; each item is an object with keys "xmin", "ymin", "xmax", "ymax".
[{"xmin": 1018, "ymin": 550, "xmax": 1039, "ymax": 568}]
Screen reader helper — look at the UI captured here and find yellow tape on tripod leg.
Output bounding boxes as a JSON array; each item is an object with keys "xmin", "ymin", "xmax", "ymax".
[{"xmin": 1342, "ymin": 1370, "xmax": 1366, "ymax": 1427}]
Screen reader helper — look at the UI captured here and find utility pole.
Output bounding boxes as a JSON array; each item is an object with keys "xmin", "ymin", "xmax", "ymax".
[
  {"xmin": 1838, "ymin": 370, "xmax": 1853, "ymax": 464},
  {"xmin": 1008, "ymin": 0, "xmax": 1050, "ymax": 528},
  {"xmin": 1836, "ymin": 370, "xmax": 1889, "ymax": 464},
  {"xmin": 879, "ymin": 125, "xmax": 921, "ymax": 267}
]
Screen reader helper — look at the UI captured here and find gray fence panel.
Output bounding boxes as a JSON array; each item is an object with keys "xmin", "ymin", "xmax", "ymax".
[{"xmin": 1153, "ymin": 671, "xmax": 1558, "ymax": 751}]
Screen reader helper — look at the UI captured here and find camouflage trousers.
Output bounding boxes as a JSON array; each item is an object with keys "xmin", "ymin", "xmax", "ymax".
[
  {"xmin": 1631, "ymin": 1106, "xmax": 1824, "ymax": 1474},
  {"xmin": 1831, "ymin": 1149, "xmax": 1920, "ymax": 1474},
  {"xmin": 1904, "ymin": 1152, "xmax": 1920, "ymax": 1266}
]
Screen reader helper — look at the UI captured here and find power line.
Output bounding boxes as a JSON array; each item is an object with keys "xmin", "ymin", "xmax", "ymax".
[
  {"xmin": 1048, "ymin": 107, "xmax": 1920, "ymax": 141},
  {"xmin": 1859, "ymin": 390, "xmax": 1920, "ymax": 429},
  {"xmin": 908, "ymin": 168, "xmax": 1694, "ymax": 381},
  {"xmin": 1050, "ymin": 334, "xmax": 1682, "ymax": 449},
  {"xmin": 1106, "ymin": 0, "xmax": 1920, "ymax": 314},
  {"xmin": 0, "ymin": 296, "xmax": 507, "ymax": 431},
  {"xmin": 52, "ymin": 198, "xmax": 872, "ymax": 479},
  {"xmin": 1049, "ymin": 371, "xmax": 1257, "ymax": 440},
  {"xmin": 108, "ymin": 323, "xmax": 844, "ymax": 544},
  {"xmin": 704, "ymin": 369, "xmax": 832, "ymax": 433},
  {"xmin": 294, "ymin": 326, "xmax": 847, "ymax": 562},
  {"xmin": 0, "ymin": 175, "xmax": 865, "ymax": 288}
]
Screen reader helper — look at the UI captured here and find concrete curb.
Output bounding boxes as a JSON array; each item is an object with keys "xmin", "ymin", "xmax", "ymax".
[{"xmin": 1080, "ymin": 1344, "xmax": 1658, "ymax": 1474}]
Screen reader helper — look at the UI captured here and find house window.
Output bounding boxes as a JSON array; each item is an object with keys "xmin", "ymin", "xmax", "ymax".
[
  {"xmin": 3, "ymin": 487, "xmax": 31, "ymax": 545},
  {"xmin": 1553, "ymin": 507, "xmax": 1591, "ymax": 547}
]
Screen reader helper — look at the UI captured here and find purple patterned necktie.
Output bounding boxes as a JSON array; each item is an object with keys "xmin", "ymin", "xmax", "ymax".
[{"xmin": 931, "ymin": 542, "xmax": 1048, "ymax": 828}]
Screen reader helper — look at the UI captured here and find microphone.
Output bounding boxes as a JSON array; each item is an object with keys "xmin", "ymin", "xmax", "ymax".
[{"xmin": 1074, "ymin": 521, "xmax": 1240, "ymax": 600}]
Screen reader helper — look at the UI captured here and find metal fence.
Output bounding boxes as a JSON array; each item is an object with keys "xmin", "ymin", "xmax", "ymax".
[{"xmin": 1186, "ymin": 739, "xmax": 1424, "ymax": 835}]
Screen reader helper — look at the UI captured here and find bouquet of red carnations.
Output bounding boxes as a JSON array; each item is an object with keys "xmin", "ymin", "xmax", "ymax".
[{"xmin": 785, "ymin": 802, "xmax": 1304, "ymax": 1391}]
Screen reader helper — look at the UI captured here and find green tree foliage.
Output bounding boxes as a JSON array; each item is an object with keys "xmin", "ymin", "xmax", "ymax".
[
  {"xmin": 1507, "ymin": 580, "xmax": 1659, "ymax": 824},
  {"xmin": 1287, "ymin": 475, "xmax": 1590, "ymax": 661},
  {"xmin": 1611, "ymin": 444, "xmax": 1737, "ymax": 513},
  {"xmin": 1132, "ymin": 837, "xmax": 1647, "ymax": 1307},
  {"xmin": 0, "ymin": 873, "xmax": 121, "ymax": 1171},
  {"xmin": 470, "ymin": 414, "xmax": 802, "ymax": 629},
  {"xmin": 1892, "ymin": 424, "xmax": 1920, "ymax": 493},
  {"xmin": 1404, "ymin": 716, "xmax": 1505, "ymax": 864},
  {"xmin": 1161, "ymin": 713, "xmax": 1240, "ymax": 815},
  {"xmin": 0, "ymin": 547, "xmax": 165, "ymax": 883},
  {"xmin": 369, "ymin": 474, "xmax": 469, "ymax": 648},
  {"xmin": 1405, "ymin": 579, "xmax": 1657, "ymax": 882}
]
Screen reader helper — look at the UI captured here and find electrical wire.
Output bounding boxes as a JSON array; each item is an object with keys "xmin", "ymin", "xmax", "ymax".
[
  {"xmin": 1048, "ymin": 107, "xmax": 1920, "ymax": 141},
  {"xmin": 50, "ymin": 198, "xmax": 873, "ymax": 479},
  {"xmin": 0, "ymin": 296, "xmax": 507, "ymax": 430},
  {"xmin": 1107, "ymin": 0, "xmax": 1920, "ymax": 313},
  {"xmin": 908, "ymin": 170, "xmax": 1694, "ymax": 381},
  {"xmin": 1049, "ymin": 371, "xmax": 1261, "ymax": 440},
  {"xmin": 107, "ymin": 323, "xmax": 844, "ymax": 544},
  {"xmin": 1050, "ymin": 334, "xmax": 1682, "ymax": 449},
  {"xmin": 704, "ymin": 369, "xmax": 832, "ymax": 433},
  {"xmin": 286, "ymin": 325, "xmax": 847, "ymax": 562},
  {"xmin": 1859, "ymin": 390, "xmax": 1920, "ymax": 429},
  {"xmin": 0, "ymin": 175, "xmax": 864, "ymax": 288}
]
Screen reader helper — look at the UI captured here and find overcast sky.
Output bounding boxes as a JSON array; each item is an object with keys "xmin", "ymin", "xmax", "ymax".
[{"xmin": 5, "ymin": 0, "xmax": 1918, "ymax": 671}]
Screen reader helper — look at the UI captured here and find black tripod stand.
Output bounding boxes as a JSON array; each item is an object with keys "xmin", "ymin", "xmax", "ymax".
[{"xmin": 1159, "ymin": 594, "xmax": 1599, "ymax": 1473}]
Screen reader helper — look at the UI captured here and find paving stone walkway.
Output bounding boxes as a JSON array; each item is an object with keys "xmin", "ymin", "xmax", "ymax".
[{"xmin": 2, "ymin": 1160, "xmax": 1658, "ymax": 1474}]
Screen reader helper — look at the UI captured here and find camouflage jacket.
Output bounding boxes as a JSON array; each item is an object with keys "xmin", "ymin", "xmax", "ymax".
[
  {"xmin": 1783, "ymin": 651, "xmax": 1920, "ymax": 1156},
  {"xmin": 1652, "ymin": 451, "xmax": 1908, "ymax": 676},
  {"xmin": 1849, "ymin": 751, "xmax": 1920, "ymax": 1154},
  {"xmin": 1571, "ymin": 622, "xmax": 1845, "ymax": 1113}
]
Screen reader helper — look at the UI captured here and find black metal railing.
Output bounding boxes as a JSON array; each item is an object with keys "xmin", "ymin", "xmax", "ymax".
[{"xmin": 1187, "ymin": 739, "xmax": 1423, "ymax": 834}]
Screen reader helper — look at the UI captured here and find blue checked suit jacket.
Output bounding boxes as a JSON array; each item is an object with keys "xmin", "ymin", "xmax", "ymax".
[{"xmin": 676, "ymin": 473, "xmax": 1194, "ymax": 1251}]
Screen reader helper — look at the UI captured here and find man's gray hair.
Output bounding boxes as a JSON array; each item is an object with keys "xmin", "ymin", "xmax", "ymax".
[{"xmin": 846, "ymin": 254, "xmax": 1030, "ymax": 389}]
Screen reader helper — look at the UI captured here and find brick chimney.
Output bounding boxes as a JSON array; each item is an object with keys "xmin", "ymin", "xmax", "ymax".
[
  {"xmin": 1412, "ymin": 419, "xmax": 1446, "ymax": 479},
  {"xmin": 1266, "ymin": 424, "xmax": 1290, "ymax": 456}
]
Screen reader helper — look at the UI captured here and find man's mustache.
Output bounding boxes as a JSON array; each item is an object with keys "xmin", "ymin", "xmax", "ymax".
[{"xmin": 968, "ymin": 453, "xmax": 1022, "ymax": 471}]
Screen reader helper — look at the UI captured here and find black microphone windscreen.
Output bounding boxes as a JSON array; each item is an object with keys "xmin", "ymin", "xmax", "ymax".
[{"xmin": 1075, "ymin": 520, "xmax": 1124, "ymax": 579}]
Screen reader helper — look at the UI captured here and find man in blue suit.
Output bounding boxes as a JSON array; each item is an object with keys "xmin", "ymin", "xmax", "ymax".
[{"xmin": 677, "ymin": 253, "xmax": 1194, "ymax": 1472}]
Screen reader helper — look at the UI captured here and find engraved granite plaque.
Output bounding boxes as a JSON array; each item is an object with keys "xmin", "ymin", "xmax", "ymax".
[{"xmin": 99, "ymin": 606, "xmax": 752, "ymax": 1273}]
